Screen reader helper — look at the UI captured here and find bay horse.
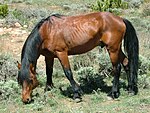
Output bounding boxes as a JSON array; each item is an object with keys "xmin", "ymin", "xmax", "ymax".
[{"xmin": 17, "ymin": 12, "xmax": 139, "ymax": 104}]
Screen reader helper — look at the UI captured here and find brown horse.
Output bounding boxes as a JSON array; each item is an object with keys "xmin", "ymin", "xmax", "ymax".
[{"xmin": 17, "ymin": 12, "xmax": 139, "ymax": 104}]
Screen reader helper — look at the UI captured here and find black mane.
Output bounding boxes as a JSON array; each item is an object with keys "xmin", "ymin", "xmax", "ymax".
[
  {"xmin": 18, "ymin": 14, "xmax": 62, "ymax": 85},
  {"xmin": 21, "ymin": 16, "xmax": 50, "ymax": 61},
  {"xmin": 21, "ymin": 14, "xmax": 62, "ymax": 61}
]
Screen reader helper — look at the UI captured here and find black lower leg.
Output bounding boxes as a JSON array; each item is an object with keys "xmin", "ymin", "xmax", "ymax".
[
  {"xmin": 108, "ymin": 63, "xmax": 121, "ymax": 98},
  {"xmin": 45, "ymin": 57, "xmax": 54, "ymax": 91},
  {"xmin": 64, "ymin": 68, "xmax": 82, "ymax": 100}
]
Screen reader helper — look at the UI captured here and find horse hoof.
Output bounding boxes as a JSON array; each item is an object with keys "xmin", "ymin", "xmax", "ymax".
[
  {"xmin": 128, "ymin": 91, "xmax": 136, "ymax": 96},
  {"xmin": 44, "ymin": 84, "xmax": 55, "ymax": 92},
  {"xmin": 73, "ymin": 93, "xmax": 82, "ymax": 103},
  {"xmin": 127, "ymin": 85, "xmax": 138, "ymax": 95},
  {"xmin": 107, "ymin": 96, "xmax": 113, "ymax": 101},
  {"xmin": 74, "ymin": 98, "xmax": 82, "ymax": 103},
  {"xmin": 114, "ymin": 92, "xmax": 120, "ymax": 98},
  {"xmin": 107, "ymin": 91, "xmax": 120, "ymax": 99}
]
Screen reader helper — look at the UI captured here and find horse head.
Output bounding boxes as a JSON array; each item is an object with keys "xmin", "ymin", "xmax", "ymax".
[{"xmin": 17, "ymin": 61, "xmax": 39, "ymax": 104}]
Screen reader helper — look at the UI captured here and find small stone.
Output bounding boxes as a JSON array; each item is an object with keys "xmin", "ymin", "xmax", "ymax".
[
  {"xmin": 14, "ymin": 22, "xmax": 21, "ymax": 28},
  {"xmin": 23, "ymin": 25, "xmax": 28, "ymax": 28},
  {"xmin": 107, "ymin": 96, "xmax": 113, "ymax": 101},
  {"xmin": 0, "ymin": 28, "xmax": 3, "ymax": 33}
]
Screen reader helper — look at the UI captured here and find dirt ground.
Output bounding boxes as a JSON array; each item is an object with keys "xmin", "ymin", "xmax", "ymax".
[
  {"xmin": 0, "ymin": 24, "xmax": 27, "ymax": 57},
  {"xmin": 0, "ymin": 23, "xmax": 46, "ymax": 67}
]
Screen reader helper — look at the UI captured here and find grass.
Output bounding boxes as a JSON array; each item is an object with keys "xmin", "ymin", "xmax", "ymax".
[
  {"xmin": 0, "ymin": 57, "xmax": 150, "ymax": 113},
  {"xmin": 0, "ymin": 32, "xmax": 10, "ymax": 39},
  {"xmin": 3, "ymin": 0, "xmax": 94, "ymax": 28},
  {"xmin": 0, "ymin": 76, "xmax": 150, "ymax": 113}
]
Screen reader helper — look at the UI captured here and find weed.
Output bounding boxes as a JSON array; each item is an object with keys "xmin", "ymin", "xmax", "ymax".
[
  {"xmin": 0, "ymin": 4, "xmax": 8, "ymax": 18},
  {"xmin": 139, "ymin": 55, "xmax": 150, "ymax": 75},
  {"xmin": 0, "ymin": 53, "xmax": 17, "ymax": 82},
  {"xmin": 0, "ymin": 80, "xmax": 20, "ymax": 100},
  {"xmin": 141, "ymin": 2, "xmax": 150, "ymax": 17},
  {"xmin": 0, "ymin": 32, "xmax": 10, "ymax": 39},
  {"xmin": 91, "ymin": 0, "xmax": 128, "ymax": 15},
  {"xmin": 128, "ymin": 0, "xmax": 144, "ymax": 8}
]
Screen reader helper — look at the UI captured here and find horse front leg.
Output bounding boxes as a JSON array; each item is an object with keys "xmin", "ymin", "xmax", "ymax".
[
  {"xmin": 45, "ymin": 56, "xmax": 54, "ymax": 92},
  {"xmin": 56, "ymin": 51, "xmax": 83, "ymax": 102}
]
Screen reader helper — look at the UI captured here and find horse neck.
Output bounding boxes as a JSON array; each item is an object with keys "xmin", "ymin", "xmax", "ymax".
[
  {"xmin": 21, "ymin": 30, "xmax": 42, "ymax": 71},
  {"xmin": 21, "ymin": 56, "xmax": 37, "ymax": 70}
]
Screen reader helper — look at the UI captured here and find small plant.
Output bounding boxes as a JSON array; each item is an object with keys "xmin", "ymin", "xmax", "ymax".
[
  {"xmin": 138, "ymin": 73, "xmax": 150, "ymax": 89},
  {"xmin": 11, "ymin": 8, "xmax": 52, "ymax": 25},
  {"xmin": 91, "ymin": 0, "xmax": 128, "ymax": 15},
  {"xmin": 141, "ymin": 2, "xmax": 150, "ymax": 17},
  {"xmin": 0, "ymin": 53, "xmax": 18, "ymax": 82},
  {"xmin": 138, "ymin": 55, "xmax": 150, "ymax": 75},
  {"xmin": 128, "ymin": 0, "xmax": 144, "ymax": 8},
  {"xmin": 0, "ymin": 4, "xmax": 8, "ymax": 18},
  {"xmin": 0, "ymin": 80, "xmax": 20, "ymax": 100}
]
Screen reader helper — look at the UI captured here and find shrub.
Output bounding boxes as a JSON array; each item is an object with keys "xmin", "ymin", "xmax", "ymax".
[
  {"xmin": 138, "ymin": 55, "xmax": 150, "ymax": 75},
  {"xmin": 138, "ymin": 55, "xmax": 150, "ymax": 89},
  {"xmin": 128, "ymin": 0, "xmax": 144, "ymax": 8},
  {"xmin": 76, "ymin": 66, "xmax": 106, "ymax": 93},
  {"xmin": 0, "ymin": 80, "xmax": 20, "ymax": 100},
  {"xmin": 144, "ymin": 0, "xmax": 150, "ymax": 3},
  {"xmin": 97, "ymin": 49, "xmax": 112, "ymax": 76},
  {"xmin": 77, "ymin": 67, "xmax": 98, "ymax": 80},
  {"xmin": 138, "ymin": 73, "xmax": 150, "ymax": 89},
  {"xmin": 72, "ymin": 50, "xmax": 97, "ymax": 71},
  {"xmin": 2, "ymin": 3, "xmax": 54, "ymax": 26},
  {"xmin": 73, "ymin": 49, "xmax": 150, "ymax": 91},
  {"xmin": 91, "ymin": 0, "xmax": 128, "ymax": 15},
  {"xmin": 12, "ymin": 0, "xmax": 24, "ymax": 3},
  {"xmin": 0, "ymin": 4, "xmax": 8, "ymax": 18},
  {"xmin": 0, "ymin": 53, "xmax": 18, "ymax": 82},
  {"xmin": 71, "ymin": 49, "xmax": 113, "ymax": 93},
  {"xmin": 141, "ymin": 2, "xmax": 150, "ymax": 17}
]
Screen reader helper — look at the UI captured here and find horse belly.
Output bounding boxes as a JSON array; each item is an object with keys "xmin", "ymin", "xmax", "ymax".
[
  {"xmin": 65, "ymin": 29, "xmax": 101, "ymax": 55},
  {"xmin": 68, "ymin": 38, "xmax": 99, "ymax": 55}
]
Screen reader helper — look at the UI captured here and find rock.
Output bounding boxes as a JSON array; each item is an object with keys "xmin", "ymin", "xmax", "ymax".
[
  {"xmin": 63, "ymin": 4, "xmax": 71, "ymax": 10},
  {"xmin": 14, "ymin": 22, "xmax": 22, "ymax": 28},
  {"xmin": 0, "ymin": 28, "xmax": 3, "ymax": 34},
  {"xmin": 6, "ymin": 28, "xmax": 12, "ymax": 32},
  {"xmin": 23, "ymin": 25, "xmax": 28, "ymax": 28}
]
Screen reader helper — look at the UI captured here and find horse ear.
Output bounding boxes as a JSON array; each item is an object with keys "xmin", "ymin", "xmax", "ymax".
[{"xmin": 17, "ymin": 61, "xmax": 21, "ymax": 69}]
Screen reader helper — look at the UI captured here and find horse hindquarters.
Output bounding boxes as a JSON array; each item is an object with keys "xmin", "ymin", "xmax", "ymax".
[{"xmin": 100, "ymin": 18, "xmax": 126, "ymax": 98}]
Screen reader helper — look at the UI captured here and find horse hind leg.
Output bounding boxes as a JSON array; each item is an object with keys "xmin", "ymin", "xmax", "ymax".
[
  {"xmin": 56, "ymin": 51, "xmax": 83, "ymax": 102},
  {"xmin": 107, "ymin": 49, "xmax": 121, "ymax": 99}
]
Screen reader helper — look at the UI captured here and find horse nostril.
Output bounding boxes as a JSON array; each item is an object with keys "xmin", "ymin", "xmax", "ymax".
[
  {"xmin": 23, "ymin": 98, "xmax": 31, "ymax": 104},
  {"xmin": 27, "ymin": 98, "xmax": 30, "ymax": 102}
]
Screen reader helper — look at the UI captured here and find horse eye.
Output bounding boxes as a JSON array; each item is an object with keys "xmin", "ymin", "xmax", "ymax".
[{"xmin": 29, "ymin": 79, "xmax": 33, "ymax": 84}]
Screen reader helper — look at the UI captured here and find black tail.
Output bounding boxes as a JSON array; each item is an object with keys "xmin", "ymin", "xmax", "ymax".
[{"xmin": 123, "ymin": 18, "xmax": 139, "ymax": 90}]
